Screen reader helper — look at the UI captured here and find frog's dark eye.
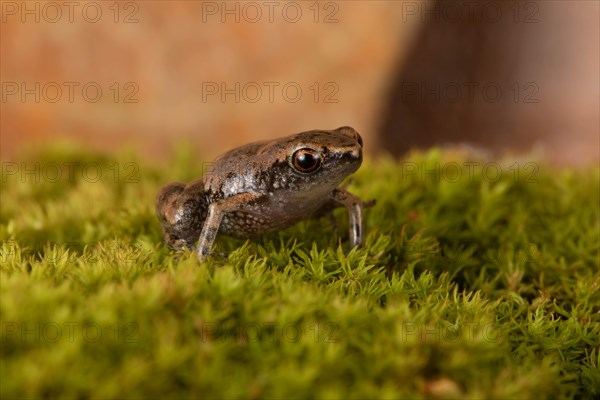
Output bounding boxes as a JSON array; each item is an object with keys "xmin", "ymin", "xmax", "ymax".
[{"xmin": 290, "ymin": 148, "xmax": 322, "ymax": 174}]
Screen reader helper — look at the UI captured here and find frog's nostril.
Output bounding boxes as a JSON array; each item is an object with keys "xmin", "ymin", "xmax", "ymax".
[{"xmin": 344, "ymin": 148, "xmax": 361, "ymax": 160}]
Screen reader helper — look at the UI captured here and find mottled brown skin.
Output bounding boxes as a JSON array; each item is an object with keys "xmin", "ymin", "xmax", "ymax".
[{"xmin": 156, "ymin": 126, "xmax": 373, "ymax": 261}]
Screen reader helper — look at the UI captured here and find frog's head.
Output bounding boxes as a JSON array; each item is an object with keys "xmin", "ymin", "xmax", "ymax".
[
  {"xmin": 288, "ymin": 126, "xmax": 362, "ymax": 175},
  {"xmin": 262, "ymin": 126, "xmax": 364, "ymax": 193}
]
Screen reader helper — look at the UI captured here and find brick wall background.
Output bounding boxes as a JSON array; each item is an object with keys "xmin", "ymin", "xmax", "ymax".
[{"xmin": 1, "ymin": 1, "xmax": 598, "ymax": 166}]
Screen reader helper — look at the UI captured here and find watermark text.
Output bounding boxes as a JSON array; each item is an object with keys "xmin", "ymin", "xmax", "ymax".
[
  {"xmin": 401, "ymin": 1, "xmax": 539, "ymax": 24},
  {"xmin": 1, "ymin": 162, "xmax": 140, "ymax": 184},
  {"xmin": 201, "ymin": 1, "xmax": 339, "ymax": 23},
  {"xmin": 1, "ymin": 82, "xmax": 140, "ymax": 104},
  {"xmin": 201, "ymin": 81, "xmax": 339, "ymax": 104},
  {"xmin": 2, "ymin": 321, "xmax": 138, "ymax": 343},
  {"xmin": 1, "ymin": 1, "xmax": 140, "ymax": 23},
  {"xmin": 199, "ymin": 321, "xmax": 339, "ymax": 343}
]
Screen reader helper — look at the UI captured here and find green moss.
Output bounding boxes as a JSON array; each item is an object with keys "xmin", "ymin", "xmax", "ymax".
[{"xmin": 1, "ymin": 146, "xmax": 599, "ymax": 399}]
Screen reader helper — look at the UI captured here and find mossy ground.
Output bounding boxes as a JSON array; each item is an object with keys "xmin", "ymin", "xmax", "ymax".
[{"xmin": 1, "ymin": 145, "xmax": 599, "ymax": 399}]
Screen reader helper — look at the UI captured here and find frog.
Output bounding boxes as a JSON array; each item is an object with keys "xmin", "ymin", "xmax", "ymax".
[{"xmin": 156, "ymin": 126, "xmax": 374, "ymax": 261}]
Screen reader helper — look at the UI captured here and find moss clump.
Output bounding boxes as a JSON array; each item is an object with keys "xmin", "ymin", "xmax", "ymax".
[{"xmin": 1, "ymin": 146, "xmax": 599, "ymax": 398}]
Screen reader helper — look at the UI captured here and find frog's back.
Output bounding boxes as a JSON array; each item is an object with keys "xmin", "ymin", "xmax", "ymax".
[{"xmin": 203, "ymin": 141, "xmax": 273, "ymax": 198}]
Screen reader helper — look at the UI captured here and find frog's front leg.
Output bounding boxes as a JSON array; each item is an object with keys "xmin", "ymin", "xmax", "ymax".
[
  {"xmin": 197, "ymin": 192, "xmax": 263, "ymax": 261},
  {"xmin": 330, "ymin": 188, "xmax": 375, "ymax": 248}
]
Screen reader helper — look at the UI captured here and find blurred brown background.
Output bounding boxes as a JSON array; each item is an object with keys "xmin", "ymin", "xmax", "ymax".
[{"xmin": 1, "ymin": 0, "xmax": 598, "ymax": 166}]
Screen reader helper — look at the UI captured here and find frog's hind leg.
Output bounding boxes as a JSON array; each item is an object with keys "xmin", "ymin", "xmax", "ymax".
[{"xmin": 156, "ymin": 181, "xmax": 207, "ymax": 252}]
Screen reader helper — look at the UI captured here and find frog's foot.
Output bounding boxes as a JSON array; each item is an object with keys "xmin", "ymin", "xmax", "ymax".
[
  {"xmin": 330, "ymin": 188, "xmax": 373, "ymax": 248},
  {"xmin": 170, "ymin": 238, "xmax": 195, "ymax": 252},
  {"xmin": 314, "ymin": 194, "xmax": 375, "ymax": 246}
]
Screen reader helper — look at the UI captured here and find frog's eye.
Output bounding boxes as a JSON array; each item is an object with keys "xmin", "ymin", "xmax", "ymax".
[{"xmin": 291, "ymin": 148, "xmax": 322, "ymax": 174}]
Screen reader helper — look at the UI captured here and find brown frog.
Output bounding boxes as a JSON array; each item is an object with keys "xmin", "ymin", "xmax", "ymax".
[{"xmin": 156, "ymin": 126, "xmax": 373, "ymax": 261}]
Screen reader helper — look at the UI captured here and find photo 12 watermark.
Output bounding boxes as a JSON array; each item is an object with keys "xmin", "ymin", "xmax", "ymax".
[
  {"xmin": 198, "ymin": 321, "xmax": 340, "ymax": 344},
  {"xmin": 401, "ymin": 1, "xmax": 540, "ymax": 24},
  {"xmin": 398, "ymin": 81, "xmax": 540, "ymax": 104},
  {"xmin": 1, "ymin": 82, "xmax": 140, "ymax": 104},
  {"xmin": 2, "ymin": 321, "xmax": 139, "ymax": 344},
  {"xmin": 403, "ymin": 240, "xmax": 540, "ymax": 267},
  {"xmin": 400, "ymin": 322, "xmax": 503, "ymax": 343},
  {"xmin": 1, "ymin": 1, "xmax": 140, "ymax": 24},
  {"xmin": 1, "ymin": 161, "xmax": 140, "ymax": 184},
  {"xmin": 200, "ymin": 1, "xmax": 339, "ymax": 24},
  {"xmin": 1, "ymin": 240, "xmax": 146, "ymax": 266},
  {"xmin": 399, "ymin": 161, "xmax": 540, "ymax": 183},
  {"xmin": 200, "ymin": 81, "xmax": 339, "ymax": 104}
]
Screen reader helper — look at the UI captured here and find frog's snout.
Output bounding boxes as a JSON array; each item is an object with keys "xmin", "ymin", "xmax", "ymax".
[{"xmin": 336, "ymin": 126, "xmax": 363, "ymax": 148}]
